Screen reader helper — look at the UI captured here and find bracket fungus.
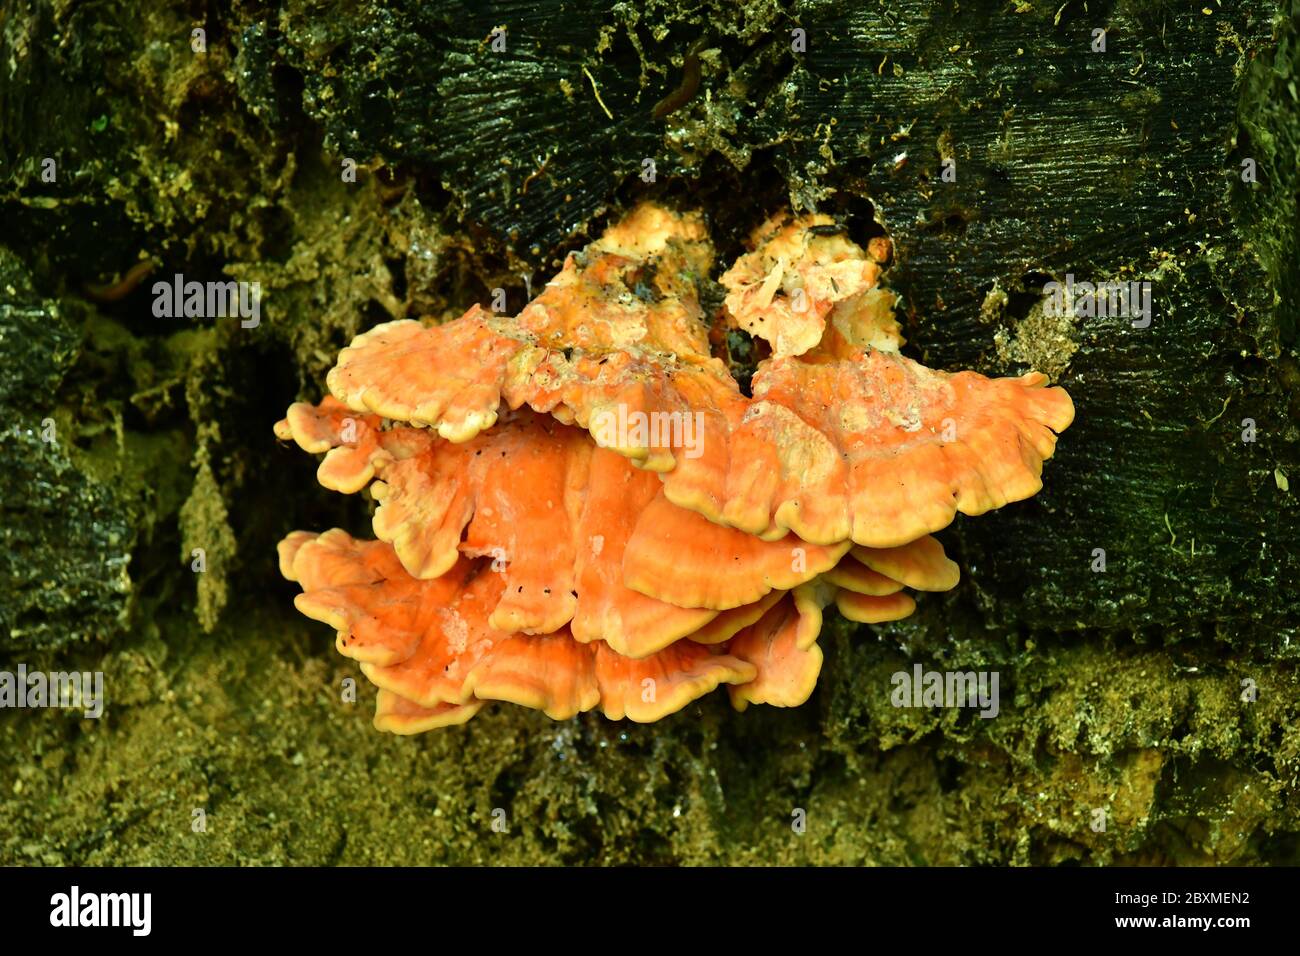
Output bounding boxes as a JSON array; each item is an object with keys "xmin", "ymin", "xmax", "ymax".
[{"xmin": 276, "ymin": 202, "xmax": 1073, "ymax": 733}]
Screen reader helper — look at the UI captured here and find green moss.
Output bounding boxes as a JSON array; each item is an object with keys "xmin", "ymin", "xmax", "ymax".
[
  {"xmin": 179, "ymin": 436, "xmax": 238, "ymax": 634},
  {"xmin": 2, "ymin": 0, "xmax": 1298, "ymax": 867}
]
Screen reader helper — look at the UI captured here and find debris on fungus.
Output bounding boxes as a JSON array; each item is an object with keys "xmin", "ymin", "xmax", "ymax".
[
  {"xmin": 275, "ymin": 202, "xmax": 1073, "ymax": 732},
  {"xmin": 719, "ymin": 211, "xmax": 890, "ymax": 359}
]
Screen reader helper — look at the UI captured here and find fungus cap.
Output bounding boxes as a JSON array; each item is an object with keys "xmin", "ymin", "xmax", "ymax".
[{"xmin": 275, "ymin": 200, "xmax": 1076, "ymax": 733}]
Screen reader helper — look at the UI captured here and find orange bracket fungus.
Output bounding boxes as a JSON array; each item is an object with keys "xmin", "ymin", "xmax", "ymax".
[{"xmin": 276, "ymin": 202, "xmax": 1074, "ymax": 733}]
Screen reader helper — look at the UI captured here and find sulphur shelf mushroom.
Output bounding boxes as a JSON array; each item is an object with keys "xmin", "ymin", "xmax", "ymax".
[{"xmin": 274, "ymin": 202, "xmax": 1073, "ymax": 733}]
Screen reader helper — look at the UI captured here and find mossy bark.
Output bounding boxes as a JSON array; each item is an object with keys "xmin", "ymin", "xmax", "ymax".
[{"xmin": 1, "ymin": 0, "xmax": 1297, "ymax": 865}]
